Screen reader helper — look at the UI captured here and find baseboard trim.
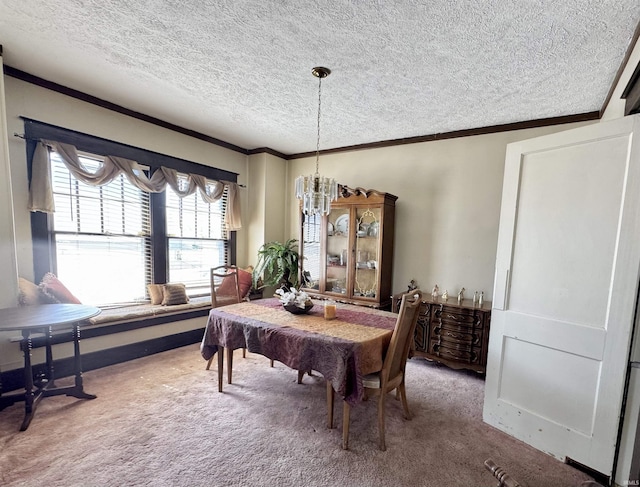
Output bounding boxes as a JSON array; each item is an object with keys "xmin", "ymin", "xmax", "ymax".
[{"xmin": 0, "ymin": 328, "xmax": 204, "ymax": 394}]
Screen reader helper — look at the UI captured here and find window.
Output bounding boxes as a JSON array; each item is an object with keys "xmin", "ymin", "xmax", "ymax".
[
  {"xmin": 48, "ymin": 151, "xmax": 231, "ymax": 305},
  {"xmin": 165, "ymin": 175, "xmax": 228, "ymax": 296},
  {"xmin": 50, "ymin": 151, "xmax": 151, "ymax": 305},
  {"xmin": 25, "ymin": 118, "xmax": 238, "ymax": 306}
]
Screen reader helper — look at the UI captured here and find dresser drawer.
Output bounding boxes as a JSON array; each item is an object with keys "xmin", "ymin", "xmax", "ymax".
[
  {"xmin": 429, "ymin": 341, "xmax": 481, "ymax": 365},
  {"xmin": 434, "ymin": 306, "xmax": 482, "ymax": 328},
  {"xmin": 432, "ymin": 323, "xmax": 482, "ymax": 347}
]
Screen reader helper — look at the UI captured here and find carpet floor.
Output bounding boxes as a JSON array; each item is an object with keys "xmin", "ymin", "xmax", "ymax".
[{"xmin": 0, "ymin": 344, "xmax": 597, "ymax": 486}]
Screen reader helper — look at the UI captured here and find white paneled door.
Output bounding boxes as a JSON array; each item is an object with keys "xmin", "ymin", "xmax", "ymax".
[{"xmin": 483, "ymin": 115, "xmax": 640, "ymax": 477}]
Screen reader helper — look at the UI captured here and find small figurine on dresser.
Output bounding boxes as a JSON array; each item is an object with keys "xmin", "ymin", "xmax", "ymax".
[
  {"xmin": 431, "ymin": 284, "xmax": 439, "ymax": 299},
  {"xmin": 442, "ymin": 289, "xmax": 449, "ymax": 301},
  {"xmin": 407, "ymin": 279, "xmax": 418, "ymax": 292},
  {"xmin": 458, "ymin": 287, "xmax": 465, "ymax": 303}
]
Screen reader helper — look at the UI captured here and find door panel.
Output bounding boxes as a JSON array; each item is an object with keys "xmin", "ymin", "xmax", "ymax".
[
  {"xmin": 508, "ymin": 137, "xmax": 627, "ymax": 326},
  {"xmin": 500, "ymin": 335, "xmax": 601, "ymax": 435},
  {"xmin": 484, "ymin": 115, "xmax": 640, "ymax": 477}
]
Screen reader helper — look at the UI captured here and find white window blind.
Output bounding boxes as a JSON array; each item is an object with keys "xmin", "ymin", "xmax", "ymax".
[
  {"xmin": 302, "ymin": 214, "xmax": 321, "ymax": 286},
  {"xmin": 50, "ymin": 151, "xmax": 152, "ymax": 305},
  {"xmin": 166, "ymin": 174, "xmax": 228, "ymax": 296}
]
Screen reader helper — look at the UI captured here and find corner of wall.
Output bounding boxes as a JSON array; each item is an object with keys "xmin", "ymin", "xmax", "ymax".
[{"xmin": 603, "ymin": 34, "xmax": 640, "ymax": 121}]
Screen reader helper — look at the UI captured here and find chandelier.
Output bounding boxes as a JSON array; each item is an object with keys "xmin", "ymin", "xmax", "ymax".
[{"xmin": 295, "ymin": 66, "xmax": 338, "ymax": 216}]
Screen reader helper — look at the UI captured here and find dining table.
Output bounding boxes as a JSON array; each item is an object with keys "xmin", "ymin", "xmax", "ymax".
[{"xmin": 200, "ymin": 298, "xmax": 398, "ymax": 410}]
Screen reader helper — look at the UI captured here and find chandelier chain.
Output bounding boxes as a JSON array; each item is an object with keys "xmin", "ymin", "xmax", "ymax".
[
  {"xmin": 295, "ymin": 67, "xmax": 336, "ymax": 217},
  {"xmin": 315, "ymin": 75, "xmax": 322, "ymax": 174}
]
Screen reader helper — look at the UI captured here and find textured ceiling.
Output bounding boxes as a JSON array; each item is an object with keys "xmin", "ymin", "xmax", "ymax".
[{"xmin": 0, "ymin": 1, "xmax": 638, "ymax": 155}]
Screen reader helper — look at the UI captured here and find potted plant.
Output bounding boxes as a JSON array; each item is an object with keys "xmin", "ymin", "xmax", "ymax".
[{"xmin": 252, "ymin": 239, "xmax": 300, "ymax": 291}]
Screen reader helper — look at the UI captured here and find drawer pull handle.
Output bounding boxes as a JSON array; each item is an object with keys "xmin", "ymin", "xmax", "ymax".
[{"xmin": 445, "ymin": 313, "xmax": 465, "ymax": 322}]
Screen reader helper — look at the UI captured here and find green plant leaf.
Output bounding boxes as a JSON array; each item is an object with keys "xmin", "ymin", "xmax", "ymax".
[{"xmin": 252, "ymin": 239, "xmax": 300, "ymax": 289}]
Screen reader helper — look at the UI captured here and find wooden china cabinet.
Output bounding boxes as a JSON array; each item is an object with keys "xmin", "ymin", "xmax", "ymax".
[{"xmin": 299, "ymin": 186, "xmax": 397, "ymax": 309}]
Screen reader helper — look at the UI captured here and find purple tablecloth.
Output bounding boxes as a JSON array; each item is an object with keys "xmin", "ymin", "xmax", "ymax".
[{"xmin": 201, "ymin": 298, "xmax": 397, "ymax": 405}]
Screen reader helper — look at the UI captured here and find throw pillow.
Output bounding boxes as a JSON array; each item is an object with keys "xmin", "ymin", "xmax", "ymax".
[
  {"xmin": 39, "ymin": 272, "xmax": 82, "ymax": 304},
  {"xmin": 216, "ymin": 273, "xmax": 239, "ymax": 298},
  {"xmin": 214, "ymin": 267, "xmax": 253, "ymax": 300},
  {"xmin": 237, "ymin": 268, "xmax": 253, "ymax": 299},
  {"xmin": 161, "ymin": 283, "xmax": 189, "ymax": 306},
  {"xmin": 147, "ymin": 284, "xmax": 164, "ymax": 305},
  {"xmin": 18, "ymin": 277, "xmax": 56, "ymax": 306}
]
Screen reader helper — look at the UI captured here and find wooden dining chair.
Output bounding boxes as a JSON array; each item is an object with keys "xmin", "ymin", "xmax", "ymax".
[
  {"xmin": 205, "ymin": 265, "xmax": 245, "ymax": 376},
  {"xmin": 328, "ymin": 289, "xmax": 423, "ymax": 450}
]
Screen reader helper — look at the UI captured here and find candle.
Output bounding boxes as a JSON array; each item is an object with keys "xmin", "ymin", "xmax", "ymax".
[{"xmin": 324, "ymin": 300, "xmax": 337, "ymax": 320}]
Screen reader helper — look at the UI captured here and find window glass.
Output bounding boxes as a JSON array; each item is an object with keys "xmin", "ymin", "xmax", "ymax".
[
  {"xmin": 165, "ymin": 177, "xmax": 228, "ymax": 296},
  {"xmin": 50, "ymin": 151, "xmax": 151, "ymax": 305},
  {"xmin": 44, "ymin": 147, "xmax": 233, "ymax": 305}
]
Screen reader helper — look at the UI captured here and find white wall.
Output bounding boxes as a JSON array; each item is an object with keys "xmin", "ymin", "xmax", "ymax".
[
  {"xmin": 286, "ymin": 122, "xmax": 591, "ymax": 302},
  {"xmin": 246, "ymin": 152, "xmax": 288, "ymax": 266}
]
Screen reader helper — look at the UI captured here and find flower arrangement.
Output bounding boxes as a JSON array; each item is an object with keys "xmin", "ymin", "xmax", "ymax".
[{"xmin": 275, "ymin": 288, "xmax": 312, "ymax": 309}]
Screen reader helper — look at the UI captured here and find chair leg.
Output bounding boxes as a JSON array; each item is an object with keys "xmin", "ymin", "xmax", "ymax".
[
  {"xmin": 342, "ymin": 400, "xmax": 351, "ymax": 450},
  {"xmin": 242, "ymin": 348, "xmax": 246, "ymax": 358},
  {"xmin": 205, "ymin": 356, "xmax": 214, "ymax": 370},
  {"xmin": 398, "ymin": 382, "xmax": 411, "ymax": 420},
  {"xmin": 326, "ymin": 382, "xmax": 335, "ymax": 429},
  {"xmin": 227, "ymin": 349, "xmax": 233, "ymax": 384},
  {"xmin": 270, "ymin": 359, "xmax": 274, "ymax": 367},
  {"xmin": 297, "ymin": 370, "xmax": 313, "ymax": 384},
  {"xmin": 377, "ymin": 394, "xmax": 386, "ymax": 451}
]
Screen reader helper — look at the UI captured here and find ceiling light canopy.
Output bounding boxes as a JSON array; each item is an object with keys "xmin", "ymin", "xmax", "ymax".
[{"xmin": 295, "ymin": 67, "xmax": 338, "ymax": 216}]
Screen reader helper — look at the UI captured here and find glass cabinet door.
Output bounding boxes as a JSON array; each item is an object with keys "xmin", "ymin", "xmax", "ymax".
[
  {"xmin": 353, "ymin": 207, "xmax": 381, "ymax": 300},
  {"xmin": 325, "ymin": 207, "xmax": 349, "ymax": 296},
  {"xmin": 298, "ymin": 186, "xmax": 395, "ymax": 308},
  {"xmin": 300, "ymin": 213, "xmax": 322, "ymax": 290}
]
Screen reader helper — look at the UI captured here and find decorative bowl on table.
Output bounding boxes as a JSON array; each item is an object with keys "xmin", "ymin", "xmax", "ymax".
[
  {"xmin": 283, "ymin": 302, "xmax": 314, "ymax": 314},
  {"xmin": 276, "ymin": 288, "xmax": 314, "ymax": 314}
]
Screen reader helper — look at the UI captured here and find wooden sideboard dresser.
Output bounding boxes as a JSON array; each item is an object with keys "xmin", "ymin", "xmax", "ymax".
[{"xmin": 392, "ymin": 293, "xmax": 491, "ymax": 374}]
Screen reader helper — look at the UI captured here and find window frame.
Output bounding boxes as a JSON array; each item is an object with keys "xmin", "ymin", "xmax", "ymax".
[
  {"xmin": 25, "ymin": 118, "xmax": 238, "ymax": 292},
  {"xmin": 165, "ymin": 179, "xmax": 230, "ymax": 296}
]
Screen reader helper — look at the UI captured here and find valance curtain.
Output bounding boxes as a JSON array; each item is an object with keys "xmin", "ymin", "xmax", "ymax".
[{"xmin": 28, "ymin": 140, "xmax": 242, "ymax": 230}]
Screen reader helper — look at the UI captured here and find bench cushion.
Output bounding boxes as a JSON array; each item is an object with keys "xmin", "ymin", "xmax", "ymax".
[{"xmin": 88, "ymin": 296, "xmax": 211, "ymax": 326}]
